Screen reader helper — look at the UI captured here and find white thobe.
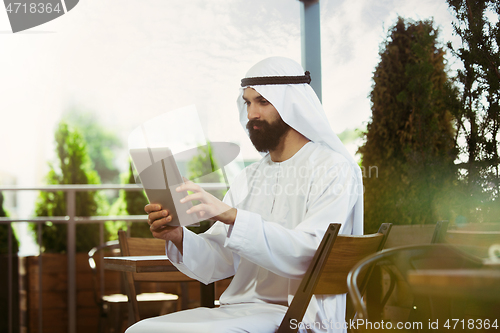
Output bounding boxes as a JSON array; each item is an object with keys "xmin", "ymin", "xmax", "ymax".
[{"xmin": 126, "ymin": 142, "xmax": 359, "ymax": 333}]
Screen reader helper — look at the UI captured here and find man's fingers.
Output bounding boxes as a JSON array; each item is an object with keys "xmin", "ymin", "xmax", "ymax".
[
  {"xmin": 150, "ymin": 216, "xmax": 173, "ymax": 231},
  {"xmin": 182, "ymin": 176, "xmax": 193, "ymax": 185},
  {"xmin": 176, "ymin": 182, "xmax": 201, "ymax": 193},
  {"xmin": 148, "ymin": 209, "xmax": 170, "ymax": 224},
  {"xmin": 180, "ymin": 192, "xmax": 203, "ymax": 204},
  {"xmin": 186, "ymin": 203, "xmax": 209, "ymax": 216},
  {"xmin": 145, "ymin": 204, "xmax": 162, "ymax": 214}
]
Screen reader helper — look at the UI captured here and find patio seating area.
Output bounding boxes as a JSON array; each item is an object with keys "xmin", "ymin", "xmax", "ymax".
[{"xmin": 1, "ymin": 185, "xmax": 499, "ymax": 333}]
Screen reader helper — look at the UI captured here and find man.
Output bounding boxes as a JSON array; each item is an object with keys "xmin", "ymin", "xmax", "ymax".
[{"xmin": 126, "ymin": 57, "xmax": 363, "ymax": 333}]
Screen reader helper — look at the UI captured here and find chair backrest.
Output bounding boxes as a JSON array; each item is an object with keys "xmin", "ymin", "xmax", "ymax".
[
  {"xmin": 368, "ymin": 221, "xmax": 449, "ymax": 321},
  {"xmin": 431, "ymin": 220, "xmax": 449, "ymax": 244},
  {"xmin": 315, "ymin": 231, "xmax": 390, "ymax": 295},
  {"xmin": 277, "ymin": 222, "xmax": 392, "ymax": 333},
  {"xmin": 118, "ymin": 230, "xmax": 194, "ymax": 282},
  {"xmin": 347, "ymin": 244, "xmax": 484, "ymax": 326},
  {"xmin": 384, "ymin": 221, "xmax": 449, "ymax": 249}
]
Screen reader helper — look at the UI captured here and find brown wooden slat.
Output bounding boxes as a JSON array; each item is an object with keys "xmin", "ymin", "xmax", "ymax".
[
  {"xmin": 134, "ymin": 271, "xmax": 195, "ymax": 282},
  {"xmin": 315, "ymin": 234, "xmax": 384, "ymax": 295},
  {"xmin": 126, "ymin": 236, "xmax": 167, "ymax": 256}
]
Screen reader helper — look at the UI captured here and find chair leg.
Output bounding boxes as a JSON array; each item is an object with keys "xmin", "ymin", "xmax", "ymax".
[
  {"xmin": 97, "ymin": 303, "xmax": 106, "ymax": 333},
  {"xmin": 365, "ymin": 265, "xmax": 383, "ymax": 321},
  {"xmin": 180, "ymin": 282, "xmax": 189, "ymax": 310}
]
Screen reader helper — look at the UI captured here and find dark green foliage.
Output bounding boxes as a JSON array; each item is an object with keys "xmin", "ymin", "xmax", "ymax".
[
  {"xmin": 125, "ymin": 162, "xmax": 151, "ymax": 237},
  {"xmin": 107, "ymin": 161, "xmax": 150, "ymax": 239},
  {"xmin": 359, "ymin": 18, "xmax": 459, "ymax": 233},
  {"xmin": 447, "ymin": 0, "xmax": 500, "ymax": 222},
  {"xmin": 187, "ymin": 143, "xmax": 225, "ymax": 198},
  {"xmin": 0, "ymin": 192, "xmax": 19, "ymax": 254},
  {"xmin": 33, "ymin": 122, "xmax": 106, "ymax": 253},
  {"xmin": 0, "ymin": 193, "xmax": 6, "ymax": 218}
]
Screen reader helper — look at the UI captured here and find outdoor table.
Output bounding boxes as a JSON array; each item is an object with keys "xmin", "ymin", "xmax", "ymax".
[
  {"xmin": 408, "ymin": 268, "xmax": 500, "ymax": 328},
  {"xmin": 104, "ymin": 255, "xmax": 215, "ymax": 309},
  {"xmin": 408, "ymin": 268, "xmax": 500, "ymax": 300}
]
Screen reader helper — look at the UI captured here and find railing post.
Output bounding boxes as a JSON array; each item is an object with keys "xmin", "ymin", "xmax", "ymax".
[
  {"xmin": 37, "ymin": 223, "xmax": 43, "ymax": 333},
  {"xmin": 99, "ymin": 221, "xmax": 105, "ymax": 300},
  {"xmin": 66, "ymin": 190, "xmax": 76, "ymax": 333},
  {"xmin": 8, "ymin": 223, "xmax": 12, "ymax": 333}
]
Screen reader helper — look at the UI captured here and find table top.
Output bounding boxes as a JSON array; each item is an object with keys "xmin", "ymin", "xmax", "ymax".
[
  {"xmin": 104, "ymin": 255, "xmax": 179, "ymax": 273},
  {"xmin": 408, "ymin": 268, "xmax": 500, "ymax": 301}
]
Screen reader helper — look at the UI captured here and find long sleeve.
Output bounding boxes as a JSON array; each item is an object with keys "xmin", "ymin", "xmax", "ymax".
[
  {"xmin": 224, "ymin": 160, "xmax": 357, "ymax": 280},
  {"xmin": 166, "ymin": 221, "xmax": 238, "ymax": 284}
]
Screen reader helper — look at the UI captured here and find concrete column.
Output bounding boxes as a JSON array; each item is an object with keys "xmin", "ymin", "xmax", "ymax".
[{"xmin": 299, "ymin": 0, "xmax": 322, "ymax": 102}]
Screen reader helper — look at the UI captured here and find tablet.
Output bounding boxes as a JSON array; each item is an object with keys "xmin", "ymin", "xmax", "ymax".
[{"xmin": 130, "ymin": 147, "xmax": 199, "ymax": 227}]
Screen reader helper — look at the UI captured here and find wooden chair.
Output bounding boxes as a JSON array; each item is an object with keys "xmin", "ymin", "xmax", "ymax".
[
  {"xmin": 276, "ymin": 222, "xmax": 392, "ymax": 333},
  {"xmin": 367, "ymin": 221, "xmax": 449, "ymax": 320},
  {"xmin": 117, "ymin": 230, "xmax": 196, "ymax": 326},
  {"xmin": 347, "ymin": 244, "xmax": 484, "ymax": 331},
  {"xmin": 383, "ymin": 220, "xmax": 449, "ymax": 249},
  {"xmin": 443, "ymin": 229, "xmax": 500, "ymax": 259},
  {"xmin": 88, "ymin": 240, "xmax": 127, "ymax": 333}
]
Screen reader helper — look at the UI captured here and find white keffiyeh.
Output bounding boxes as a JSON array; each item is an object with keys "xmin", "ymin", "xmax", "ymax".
[{"xmin": 237, "ymin": 56, "xmax": 363, "ymax": 235}]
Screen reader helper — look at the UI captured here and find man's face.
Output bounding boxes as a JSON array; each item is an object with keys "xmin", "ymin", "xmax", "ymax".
[{"xmin": 243, "ymin": 88, "xmax": 290, "ymax": 153}]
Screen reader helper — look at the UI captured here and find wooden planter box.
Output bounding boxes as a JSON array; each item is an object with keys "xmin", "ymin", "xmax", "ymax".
[
  {"xmin": 20, "ymin": 253, "xmax": 230, "ymax": 333},
  {"xmin": 21, "ymin": 253, "xmax": 104, "ymax": 333},
  {"xmin": 0, "ymin": 254, "xmax": 20, "ymax": 333}
]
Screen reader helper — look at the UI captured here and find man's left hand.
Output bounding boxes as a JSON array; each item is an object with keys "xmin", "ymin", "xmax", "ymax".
[{"xmin": 176, "ymin": 179, "xmax": 237, "ymax": 225}]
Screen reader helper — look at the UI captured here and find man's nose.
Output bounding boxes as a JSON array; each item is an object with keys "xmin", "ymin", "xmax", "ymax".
[{"xmin": 247, "ymin": 104, "xmax": 260, "ymax": 120}]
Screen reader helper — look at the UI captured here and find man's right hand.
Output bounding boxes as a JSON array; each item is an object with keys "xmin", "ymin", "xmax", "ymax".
[{"xmin": 145, "ymin": 204, "xmax": 184, "ymax": 254}]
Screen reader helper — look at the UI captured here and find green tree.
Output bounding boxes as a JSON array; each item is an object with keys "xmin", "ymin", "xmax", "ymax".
[
  {"xmin": 125, "ymin": 162, "xmax": 151, "ymax": 237},
  {"xmin": 447, "ymin": 0, "xmax": 500, "ymax": 222},
  {"xmin": 359, "ymin": 18, "xmax": 459, "ymax": 233},
  {"xmin": 33, "ymin": 122, "xmax": 106, "ymax": 253},
  {"xmin": 107, "ymin": 162, "xmax": 150, "ymax": 239},
  {"xmin": 0, "ymin": 192, "xmax": 19, "ymax": 254}
]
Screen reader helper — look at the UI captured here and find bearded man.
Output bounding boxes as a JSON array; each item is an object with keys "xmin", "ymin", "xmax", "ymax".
[{"xmin": 126, "ymin": 57, "xmax": 363, "ymax": 333}]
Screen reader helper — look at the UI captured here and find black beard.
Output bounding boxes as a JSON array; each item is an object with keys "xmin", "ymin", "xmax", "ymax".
[{"xmin": 246, "ymin": 117, "xmax": 291, "ymax": 153}]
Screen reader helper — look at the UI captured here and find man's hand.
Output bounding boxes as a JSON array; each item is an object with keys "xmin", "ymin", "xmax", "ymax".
[
  {"xmin": 145, "ymin": 204, "xmax": 183, "ymax": 253},
  {"xmin": 177, "ymin": 179, "xmax": 237, "ymax": 225}
]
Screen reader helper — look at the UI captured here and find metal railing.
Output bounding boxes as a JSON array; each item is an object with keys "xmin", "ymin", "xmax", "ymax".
[{"xmin": 0, "ymin": 183, "xmax": 227, "ymax": 333}]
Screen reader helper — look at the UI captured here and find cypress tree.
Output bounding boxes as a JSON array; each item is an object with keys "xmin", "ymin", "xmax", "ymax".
[
  {"xmin": 359, "ymin": 18, "xmax": 459, "ymax": 232},
  {"xmin": 126, "ymin": 162, "xmax": 151, "ymax": 237},
  {"xmin": 33, "ymin": 122, "xmax": 105, "ymax": 253},
  {"xmin": 107, "ymin": 161, "xmax": 151, "ymax": 239}
]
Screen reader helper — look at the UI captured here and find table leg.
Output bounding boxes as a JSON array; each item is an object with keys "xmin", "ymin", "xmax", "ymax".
[{"xmin": 200, "ymin": 282, "xmax": 215, "ymax": 308}]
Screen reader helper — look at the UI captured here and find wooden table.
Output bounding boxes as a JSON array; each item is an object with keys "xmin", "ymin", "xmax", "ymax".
[
  {"xmin": 408, "ymin": 268, "xmax": 500, "ymax": 327},
  {"xmin": 104, "ymin": 256, "xmax": 179, "ymax": 273},
  {"xmin": 408, "ymin": 268, "xmax": 500, "ymax": 301},
  {"xmin": 104, "ymin": 256, "xmax": 215, "ymax": 309}
]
